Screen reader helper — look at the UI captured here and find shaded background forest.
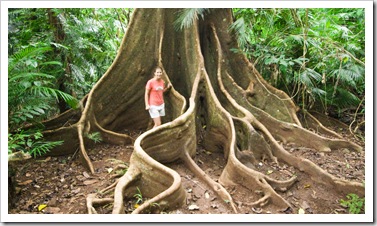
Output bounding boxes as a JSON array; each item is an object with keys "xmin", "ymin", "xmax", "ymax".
[{"xmin": 8, "ymin": 8, "xmax": 365, "ymax": 164}]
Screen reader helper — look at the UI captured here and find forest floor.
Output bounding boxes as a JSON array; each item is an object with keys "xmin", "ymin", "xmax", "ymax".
[{"xmin": 8, "ymin": 120, "xmax": 365, "ymax": 216}]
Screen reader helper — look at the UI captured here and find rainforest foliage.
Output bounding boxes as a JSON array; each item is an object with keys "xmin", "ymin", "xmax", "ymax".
[{"xmin": 8, "ymin": 8, "xmax": 365, "ymax": 157}]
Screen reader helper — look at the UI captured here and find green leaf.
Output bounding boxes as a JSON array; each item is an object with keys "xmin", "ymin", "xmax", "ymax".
[
  {"xmin": 174, "ymin": 8, "xmax": 211, "ymax": 30},
  {"xmin": 26, "ymin": 139, "xmax": 33, "ymax": 147}
]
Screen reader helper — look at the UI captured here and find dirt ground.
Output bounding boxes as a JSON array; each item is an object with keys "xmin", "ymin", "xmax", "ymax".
[{"xmin": 8, "ymin": 124, "xmax": 365, "ymax": 216}]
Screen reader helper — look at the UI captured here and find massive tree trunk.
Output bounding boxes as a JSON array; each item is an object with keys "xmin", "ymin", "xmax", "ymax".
[{"xmin": 39, "ymin": 9, "xmax": 363, "ymax": 214}]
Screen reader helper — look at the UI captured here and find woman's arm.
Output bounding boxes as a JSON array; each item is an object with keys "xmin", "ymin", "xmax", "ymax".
[
  {"xmin": 163, "ymin": 83, "xmax": 172, "ymax": 92},
  {"xmin": 145, "ymin": 88, "xmax": 150, "ymax": 110}
]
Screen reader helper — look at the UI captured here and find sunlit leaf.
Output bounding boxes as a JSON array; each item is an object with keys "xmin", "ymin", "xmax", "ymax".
[
  {"xmin": 38, "ymin": 204, "xmax": 47, "ymax": 211},
  {"xmin": 298, "ymin": 208, "xmax": 305, "ymax": 214}
]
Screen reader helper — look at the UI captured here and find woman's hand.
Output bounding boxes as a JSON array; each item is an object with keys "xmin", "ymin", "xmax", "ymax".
[{"xmin": 164, "ymin": 83, "xmax": 172, "ymax": 92}]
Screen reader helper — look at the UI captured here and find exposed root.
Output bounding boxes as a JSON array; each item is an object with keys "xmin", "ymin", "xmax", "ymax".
[
  {"xmin": 181, "ymin": 151, "xmax": 238, "ymax": 213},
  {"xmin": 271, "ymin": 143, "xmax": 364, "ymax": 197},
  {"xmin": 86, "ymin": 193, "xmax": 114, "ymax": 214},
  {"xmin": 298, "ymin": 110, "xmax": 342, "ymax": 138},
  {"xmin": 222, "ymin": 70, "xmax": 363, "ymax": 153},
  {"xmin": 77, "ymin": 123, "xmax": 95, "ymax": 174},
  {"xmin": 209, "ymin": 18, "xmax": 363, "ymax": 211},
  {"xmin": 86, "ymin": 163, "xmax": 129, "ymax": 214},
  {"xmin": 112, "ymin": 166, "xmax": 141, "ymax": 214},
  {"xmin": 8, "ymin": 152, "xmax": 31, "ymax": 162},
  {"xmin": 219, "ymin": 154, "xmax": 293, "ymax": 210},
  {"xmin": 100, "ymin": 179, "xmax": 119, "ymax": 195},
  {"xmin": 249, "ymin": 194, "xmax": 270, "ymax": 208},
  {"xmin": 108, "ymin": 164, "xmax": 128, "ymax": 180},
  {"xmin": 265, "ymin": 176, "xmax": 298, "ymax": 192},
  {"xmin": 93, "ymin": 117, "xmax": 134, "ymax": 145}
]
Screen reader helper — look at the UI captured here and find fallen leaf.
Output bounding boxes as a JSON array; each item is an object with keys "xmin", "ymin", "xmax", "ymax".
[
  {"xmin": 83, "ymin": 172, "xmax": 91, "ymax": 178},
  {"xmin": 76, "ymin": 175, "xmax": 86, "ymax": 181},
  {"xmin": 83, "ymin": 180, "xmax": 98, "ymax": 185},
  {"xmin": 71, "ymin": 188, "xmax": 81, "ymax": 194},
  {"xmin": 251, "ymin": 207, "xmax": 262, "ymax": 213},
  {"xmin": 311, "ymin": 190, "xmax": 317, "ymax": 199},
  {"xmin": 38, "ymin": 204, "xmax": 47, "ymax": 211},
  {"xmin": 301, "ymin": 201, "xmax": 310, "ymax": 210},
  {"xmin": 18, "ymin": 180, "xmax": 33, "ymax": 186},
  {"xmin": 304, "ymin": 184, "xmax": 311, "ymax": 189},
  {"xmin": 298, "ymin": 208, "xmax": 305, "ymax": 214},
  {"xmin": 107, "ymin": 168, "xmax": 113, "ymax": 173},
  {"xmin": 266, "ymin": 170, "xmax": 273, "ymax": 175},
  {"xmin": 188, "ymin": 204, "xmax": 200, "ymax": 210}
]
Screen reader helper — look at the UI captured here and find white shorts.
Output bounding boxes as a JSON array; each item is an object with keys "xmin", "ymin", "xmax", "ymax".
[{"xmin": 148, "ymin": 103, "xmax": 165, "ymax": 118}]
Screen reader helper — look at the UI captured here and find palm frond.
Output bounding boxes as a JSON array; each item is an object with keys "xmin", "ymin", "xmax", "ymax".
[
  {"xmin": 328, "ymin": 87, "xmax": 361, "ymax": 109},
  {"xmin": 286, "ymin": 34, "xmax": 304, "ymax": 45},
  {"xmin": 229, "ymin": 17, "xmax": 248, "ymax": 47},
  {"xmin": 29, "ymin": 140, "xmax": 64, "ymax": 158},
  {"xmin": 174, "ymin": 8, "xmax": 210, "ymax": 31},
  {"xmin": 29, "ymin": 86, "xmax": 79, "ymax": 109},
  {"xmin": 297, "ymin": 68, "xmax": 322, "ymax": 87},
  {"xmin": 39, "ymin": 61, "xmax": 63, "ymax": 67},
  {"xmin": 10, "ymin": 102, "xmax": 50, "ymax": 126},
  {"xmin": 330, "ymin": 64, "xmax": 364, "ymax": 88},
  {"xmin": 311, "ymin": 87, "xmax": 327, "ymax": 98},
  {"xmin": 9, "ymin": 72, "xmax": 55, "ymax": 83},
  {"xmin": 9, "ymin": 46, "xmax": 52, "ymax": 72}
]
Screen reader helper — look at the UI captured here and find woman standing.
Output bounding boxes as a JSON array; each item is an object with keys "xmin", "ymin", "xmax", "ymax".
[{"xmin": 145, "ymin": 66, "xmax": 171, "ymax": 128}]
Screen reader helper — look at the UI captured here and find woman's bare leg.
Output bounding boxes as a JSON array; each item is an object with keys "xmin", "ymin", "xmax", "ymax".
[{"xmin": 152, "ymin": 116, "xmax": 161, "ymax": 128}]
